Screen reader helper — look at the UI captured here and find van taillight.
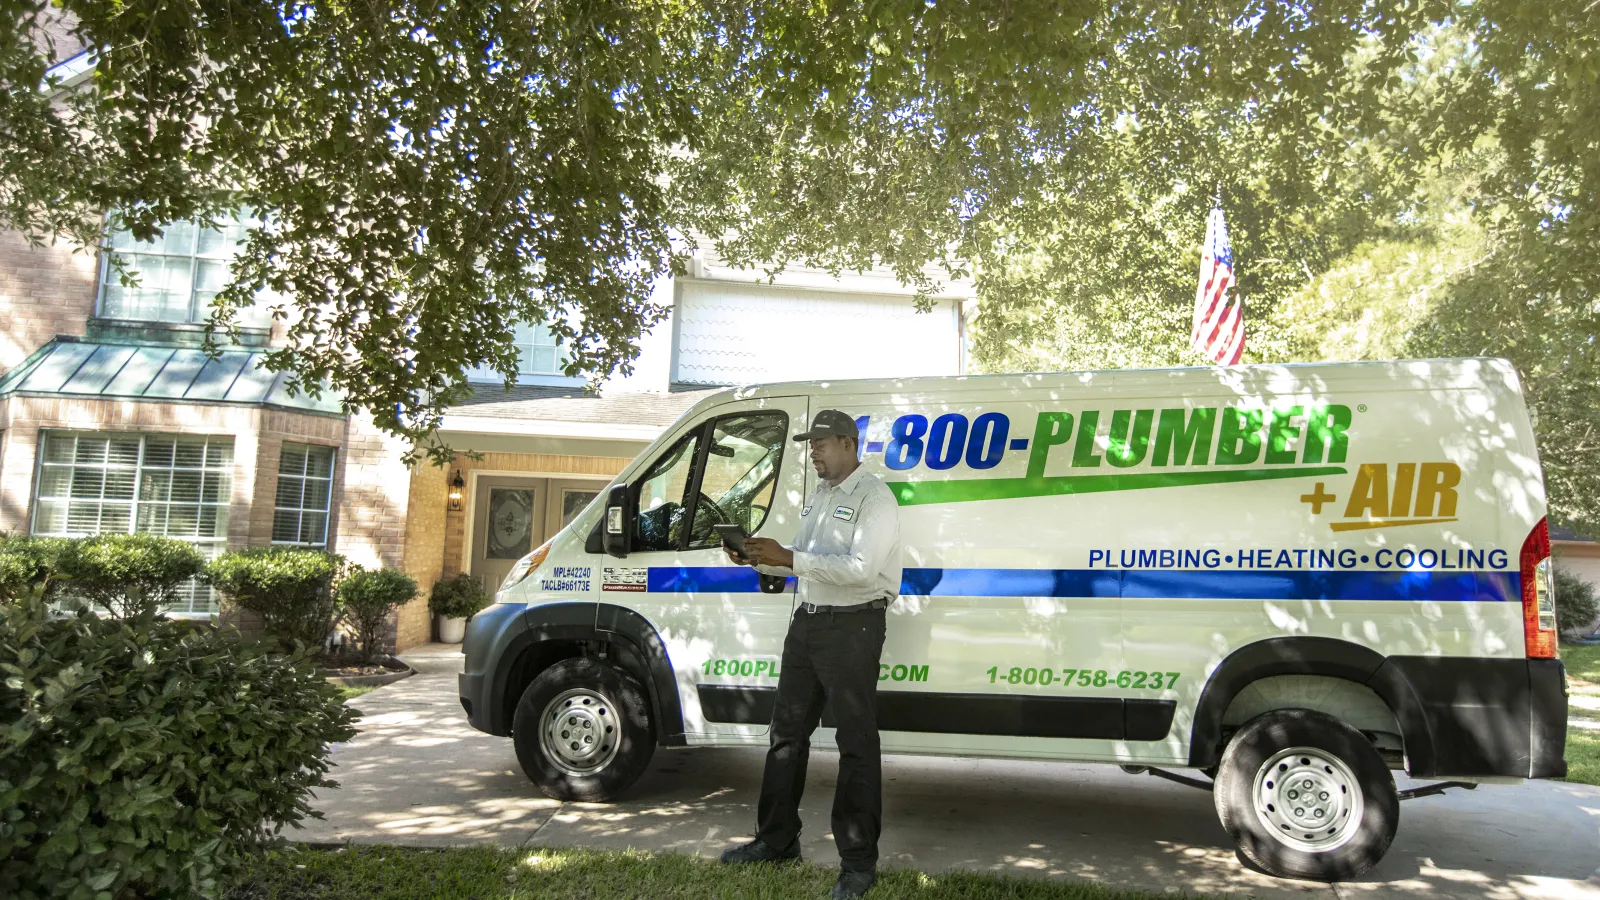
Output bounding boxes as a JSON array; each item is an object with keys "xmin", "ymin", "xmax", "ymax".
[{"xmin": 1521, "ymin": 517, "xmax": 1558, "ymax": 659}]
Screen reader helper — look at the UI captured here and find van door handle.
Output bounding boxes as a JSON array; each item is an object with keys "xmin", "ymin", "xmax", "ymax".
[{"xmin": 759, "ymin": 574, "xmax": 788, "ymax": 594}]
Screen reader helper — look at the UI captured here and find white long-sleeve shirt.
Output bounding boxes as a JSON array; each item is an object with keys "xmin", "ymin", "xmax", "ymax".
[{"xmin": 756, "ymin": 464, "xmax": 904, "ymax": 607}]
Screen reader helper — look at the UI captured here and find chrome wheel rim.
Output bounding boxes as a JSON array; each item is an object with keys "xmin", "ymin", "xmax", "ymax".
[
  {"xmin": 1252, "ymin": 746, "xmax": 1365, "ymax": 852},
  {"xmin": 539, "ymin": 688, "xmax": 621, "ymax": 777}
]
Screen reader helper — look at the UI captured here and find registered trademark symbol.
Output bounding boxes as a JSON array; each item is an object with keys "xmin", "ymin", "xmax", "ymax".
[{"xmin": 1357, "ymin": 404, "xmax": 1368, "ymax": 413}]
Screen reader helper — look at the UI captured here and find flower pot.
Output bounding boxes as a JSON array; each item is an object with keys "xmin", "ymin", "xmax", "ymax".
[{"xmin": 438, "ymin": 615, "xmax": 467, "ymax": 644}]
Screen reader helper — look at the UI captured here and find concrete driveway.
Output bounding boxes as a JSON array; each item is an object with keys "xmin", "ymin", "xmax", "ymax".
[{"xmin": 295, "ymin": 645, "xmax": 1600, "ymax": 899}]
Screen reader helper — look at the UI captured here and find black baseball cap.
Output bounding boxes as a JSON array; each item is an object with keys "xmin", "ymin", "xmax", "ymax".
[{"xmin": 793, "ymin": 409, "xmax": 858, "ymax": 443}]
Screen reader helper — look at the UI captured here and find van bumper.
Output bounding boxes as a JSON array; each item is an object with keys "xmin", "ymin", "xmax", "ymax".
[
  {"xmin": 458, "ymin": 602, "xmax": 529, "ymax": 737},
  {"xmin": 1373, "ymin": 656, "xmax": 1568, "ymax": 779}
]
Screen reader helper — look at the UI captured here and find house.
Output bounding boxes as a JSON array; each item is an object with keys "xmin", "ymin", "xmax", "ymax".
[
  {"xmin": 0, "ymin": 191, "xmax": 971, "ymax": 647},
  {"xmin": 1553, "ymin": 527, "xmax": 1600, "ymax": 635}
]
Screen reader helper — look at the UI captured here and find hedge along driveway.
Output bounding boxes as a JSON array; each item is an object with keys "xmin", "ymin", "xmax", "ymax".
[{"xmin": 296, "ymin": 650, "xmax": 1600, "ymax": 900}]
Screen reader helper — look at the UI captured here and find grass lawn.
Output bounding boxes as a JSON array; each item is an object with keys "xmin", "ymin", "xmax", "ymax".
[
  {"xmin": 1563, "ymin": 642, "xmax": 1600, "ymax": 787},
  {"xmin": 226, "ymin": 845, "xmax": 1186, "ymax": 900},
  {"xmin": 1562, "ymin": 641, "xmax": 1600, "ymax": 685},
  {"xmin": 338, "ymin": 684, "xmax": 377, "ymax": 703}
]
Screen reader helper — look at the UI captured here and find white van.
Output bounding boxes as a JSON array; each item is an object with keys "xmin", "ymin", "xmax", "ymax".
[{"xmin": 459, "ymin": 358, "xmax": 1569, "ymax": 881}]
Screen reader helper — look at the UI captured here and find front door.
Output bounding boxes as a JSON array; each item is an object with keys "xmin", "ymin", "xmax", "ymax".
[
  {"xmin": 620, "ymin": 397, "xmax": 811, "ymax": 740},
  {"xmin": 471, "ymin": 476, "xmax": 543, "ymax": 592},
  {"xmin": 546, "ymin": 479, "xmax": 604, "ymax": 538}
]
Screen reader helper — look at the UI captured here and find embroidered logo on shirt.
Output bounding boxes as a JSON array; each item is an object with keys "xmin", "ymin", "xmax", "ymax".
[
  {"xmin": 801, "ymin": 505, "xmax": 812, "ymax": 517},
  {"xmin": 833, "ymin": 506, "xmax": 856, "ymax": 522}
]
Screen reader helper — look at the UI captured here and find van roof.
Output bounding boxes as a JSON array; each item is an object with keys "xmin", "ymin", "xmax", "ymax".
[{"xmin": 679, "ymin": 358, "xmax": 1522, "ymax": 413}]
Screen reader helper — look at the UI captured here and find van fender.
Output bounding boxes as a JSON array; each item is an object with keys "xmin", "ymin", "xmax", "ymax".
[
  {"xmin": 1187, "ymin": 637, "xmax": 1433, "ymax": 770},
  {"xmin": 491, "ymin": 602, "xmax": 687, "ymax": 747}
]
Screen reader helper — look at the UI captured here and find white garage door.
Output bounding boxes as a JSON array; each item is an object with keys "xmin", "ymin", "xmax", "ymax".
[{"xmin": 674, "ymin": 280, "xmax": 962, "ymax": 385}]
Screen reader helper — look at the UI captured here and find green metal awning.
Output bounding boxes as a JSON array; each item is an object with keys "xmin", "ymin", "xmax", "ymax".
[{"xmin": 0, "ymin": 339, "xmax": 344, "ymax": 416}]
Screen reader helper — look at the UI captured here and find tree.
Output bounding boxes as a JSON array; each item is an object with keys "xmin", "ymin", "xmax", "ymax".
[
  {"xmin": 967, "ymin": 17, "xmax": 1600, "ymax": 536},
  {"xmin": 0, "ymin": 0, "xmax": 1426, "ymax": 459}
]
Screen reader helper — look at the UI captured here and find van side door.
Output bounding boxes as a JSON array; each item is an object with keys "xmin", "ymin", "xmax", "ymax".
[{"xmin": 620, "ymin": 397, "xmax": 810, "ymax": 741}]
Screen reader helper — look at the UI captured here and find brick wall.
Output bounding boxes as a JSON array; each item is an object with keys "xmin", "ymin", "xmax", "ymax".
[
  {"xmin": 396, "ymin": 464, "xmax": 449, "ymax": 650},
  {"xmin": 334, "ymin": 413, "xmax": 410, "ymax": 570},
  {"xmin": 332, "ymin": 413, "xmax": 420, "ymax": 653},
  {"xmin": 0, "ymin": 231, "xmax": 98, "ymax": 374}
]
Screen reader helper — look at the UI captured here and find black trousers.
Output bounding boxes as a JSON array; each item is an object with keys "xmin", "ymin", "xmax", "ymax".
[{"xmin": 755, "ymin": 606, "xmax": 886, "ymax": 872}]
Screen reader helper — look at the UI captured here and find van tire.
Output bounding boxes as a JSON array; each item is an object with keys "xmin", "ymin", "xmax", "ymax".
[
  {"xmin": 1214, "ymin": 709, "xmax": 1398, "ymax": 881},
  {"xmin": 513, "ymin": 657, "xmax": 654, "ymax": 802}
]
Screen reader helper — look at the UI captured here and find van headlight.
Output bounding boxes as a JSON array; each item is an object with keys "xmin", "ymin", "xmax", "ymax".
[{"xmin": 501, "ymin": 540, "xmax": 552, "ymax": 592}]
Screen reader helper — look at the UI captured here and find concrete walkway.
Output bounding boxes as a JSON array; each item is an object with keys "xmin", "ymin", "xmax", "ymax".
[{"xmin": 296, "ymin": 644, "xmax": 1600, "ymax": 899}]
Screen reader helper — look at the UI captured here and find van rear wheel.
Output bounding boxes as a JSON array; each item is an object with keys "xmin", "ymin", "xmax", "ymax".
[
  {"xmin": 1214, "ymin": 709, "xmax": 1398, "ymax": 881},
  {"xmin": 513, "ymin": 657, "xmax": 654, "ymax": 801}
]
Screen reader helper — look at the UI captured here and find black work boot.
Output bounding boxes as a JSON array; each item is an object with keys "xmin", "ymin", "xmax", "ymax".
[
  {"xmin": 831, "ymin": 869, "xmax": 877, "ymax": 898},
  {"xmin": 719, "ymin": 838, "xmax": 801, "ymax": 865}
]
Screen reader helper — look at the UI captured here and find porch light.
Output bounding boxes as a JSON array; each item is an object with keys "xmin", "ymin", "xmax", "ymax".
[{"xmin": 448, "ymin": 470, "xmax": 465, "ymax": 512}]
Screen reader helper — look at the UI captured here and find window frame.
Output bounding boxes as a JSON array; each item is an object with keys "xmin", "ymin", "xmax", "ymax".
[
  {"xmin": 629, "ymin": 411, "xmax": 787, "ymax": 554},
  {"xmin": 629, "ymin": 429, "xmax": 704, "ymax": 553},
  {"xmin": 465, "ymin": 321, "xmax": 579, "ymax": 384},
  {"xmin": 624, "ymin": 410, "xmax": 790, "ymax": 554},
  {"xmin": 271, "ymin": 442, "xmax": 337, "ymax": 548},
  {"xmin": 97, "ymin": 211, "xmax": 268, "ymax": 327},
  {"xmin": 681, "ymin": 411, "xmax": 788, "ymax": 550}
]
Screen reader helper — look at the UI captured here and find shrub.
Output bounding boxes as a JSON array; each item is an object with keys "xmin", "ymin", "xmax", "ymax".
[
  {"xmin": 0, "ymin": 596, "xmax": 358, "ymax": 899},
  {"xmin": 0, "ymin": 536, "xmax": 70, "ymax": 604},
  {"xmin": 337, "ymin": 567, "xmax": 419, "ymax": 662},
  {"xmin": 206, "ymin": 548, "xmax": 345, "ymax": 649},
  {"xmin": 429, "ymin": 572, "xmax": 490, "ymax": 620},
  {"xmin": 1555, "ymin": 565, "xmax": 1600, "ymax": 636},
  {"xmin": 55, "ymin": 533, "xmax": 207, "ymax": 617}
]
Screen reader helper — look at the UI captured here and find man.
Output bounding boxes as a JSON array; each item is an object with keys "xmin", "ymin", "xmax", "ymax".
[{"xmin": 719, "ymin": 408, "xmax": 904, "ymax": 900}]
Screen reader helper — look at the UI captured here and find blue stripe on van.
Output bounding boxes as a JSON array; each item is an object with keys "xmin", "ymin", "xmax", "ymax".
[
  {"xmin": 901, "ymin": 567, "xmax": 1519, "ymax": 603},
  {"xmin": 647, "ymin": 566, "xmax": 1519, "ymax": 603},
  {"xmin": 646, "ymin": 566, "xmax": 799, "ymax": 593}
]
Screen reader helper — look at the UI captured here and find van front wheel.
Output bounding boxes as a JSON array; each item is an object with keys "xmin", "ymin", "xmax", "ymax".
[
  {"xmin": 1214, "ymin": 709, "xmax": 1399, "ymax": 881},
  {"xmin": 513, "ymin": 657, "xmax": 654, "ymax": 801}
]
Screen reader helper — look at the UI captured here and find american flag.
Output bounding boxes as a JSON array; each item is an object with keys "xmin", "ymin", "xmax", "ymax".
[{"xmin": 1191, "ymin": 206, "xmax": 1244, "ymax": 365}]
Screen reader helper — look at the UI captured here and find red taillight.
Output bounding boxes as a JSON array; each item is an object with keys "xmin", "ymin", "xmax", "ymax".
[{"xmin": 1521, "ymin": 517, "xmax": 1558, "ymax": 659}]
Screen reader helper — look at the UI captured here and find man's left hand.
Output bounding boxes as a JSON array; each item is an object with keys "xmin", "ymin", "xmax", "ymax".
[{"xmin": 742, "ymin": 537, "xmax": 794, "ymax": 569}]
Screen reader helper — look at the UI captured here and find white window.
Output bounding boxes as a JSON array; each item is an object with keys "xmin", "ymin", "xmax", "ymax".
[
  {"xmin": 467, "ymin": 321, "xmax": 569, "ymax": 381},
  {"xmin": 100, "ymin": 212, "xmax": 269, "ymax": 327},
  {"xmin": 32, "ymin": 432, "xmax": 233, "ymax": 615},
  {"xmin": 273, "ymin": 444, "xmax": 335, "ymax": 547}
]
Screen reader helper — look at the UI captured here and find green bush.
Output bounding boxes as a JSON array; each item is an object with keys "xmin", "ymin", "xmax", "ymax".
[
  {"xmin": 337, "ymin": 567, "xmax": 418, "ymax": 663},
  {"xmin": 206, "ymin": 548, "xmax": 345, "ymax": 649},
  {"xmin": 0, "ymin": 596, "xmax": 358, "ymax": 900},
  {"xmin": 0, "ymin": 536, "xmax": 70, "ymax": 603},
  {"xmin": 56, "ymin": 533, "xmax": 207, "ymax": 617},
  {"xmin": 429, "ymin": 572, "xmax": 490, "ymax": 620},
  {"xmin": 1555, "ymin": 565, "xmax": 1600, "ymax": 636}
]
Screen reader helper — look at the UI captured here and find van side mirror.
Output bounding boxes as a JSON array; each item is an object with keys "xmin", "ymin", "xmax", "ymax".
[{"xmin": 602, "ymin": 484, "xmax": 631, "ymax": 559}]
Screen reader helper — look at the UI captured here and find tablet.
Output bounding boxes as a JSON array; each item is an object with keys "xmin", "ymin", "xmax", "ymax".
[{"xmin": 714, "ymin": 524, "xmax": 748, "ymax": 554}]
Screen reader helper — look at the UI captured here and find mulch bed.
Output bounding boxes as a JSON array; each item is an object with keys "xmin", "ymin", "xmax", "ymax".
[{"xmin": 318, "ymin": 655, "xmax": 415, "ymax": 687}]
